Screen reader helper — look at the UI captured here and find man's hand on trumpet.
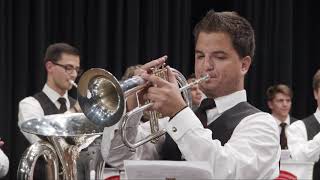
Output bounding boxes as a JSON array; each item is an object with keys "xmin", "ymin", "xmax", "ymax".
[
  {"xmin": 141, "ymin": 66, "xmax": 187, "ymax": 118},
  {"xmin": 126, "ymin": 55, "xmax": 167, "ymax": 112},
  {"xmin": 134, "ymin": 55, "xmax": 167, "ymax": 75}
]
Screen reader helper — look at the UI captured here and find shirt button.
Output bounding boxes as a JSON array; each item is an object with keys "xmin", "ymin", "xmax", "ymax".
[{"xmin": 172, "ymin": 127, "xmax": 177, "ymax": 132}]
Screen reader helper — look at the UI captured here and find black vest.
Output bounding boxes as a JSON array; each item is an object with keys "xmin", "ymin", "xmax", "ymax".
[
  {"xmin": 33, "ymin": 91, "xmax": 76, "ymax": 115},
  {"xmin": 31, "ymin": 91, "xmax": 76, "ymax": 180},
  {"xmin": 302, "ymin": 115, "xmax": 320, "ymax": 180},
  {"xmin": 290, "ymin": 116, "xmax": 298, "ymax": 124},
  {"xmin": 160, "ymin": 101, "xmax": 261, "ymax": 160}
]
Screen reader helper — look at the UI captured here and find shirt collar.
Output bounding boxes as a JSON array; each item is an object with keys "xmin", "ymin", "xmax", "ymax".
[
  {"xmin": 213, "ymin": 90, "xmax": 247, "ymax": 114},
  {"xmin": 43, "ymin": 84, "xmax": 69, "ymax": 104},
  {"xmin": 273, "ymin": 115, "xmax": 290, "ymax": 126}
]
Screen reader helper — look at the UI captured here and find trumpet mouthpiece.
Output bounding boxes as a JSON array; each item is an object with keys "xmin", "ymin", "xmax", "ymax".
[{"xmin": 70, "ymin": 80, "xmax": 78, "ymax": 88}]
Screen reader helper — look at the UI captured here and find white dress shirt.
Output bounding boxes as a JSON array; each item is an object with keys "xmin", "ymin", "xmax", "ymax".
[
  {"xmin": 103, "ymin": 90, "xmax": 280, "ymax": 179},
  {"xmin": 273, "ymin": 115, "xmax": 290, "ymax": 136},
  {"xmin": 0, "ymin": 149, "xmax": 9, "ymax": 178},
  {"xmin": 287, "ymin": 108, "xmax": 320, "ymax": 162},
  {"xmin": 18, "ymin": 84, "xmax": 70, "ymax": 144}
]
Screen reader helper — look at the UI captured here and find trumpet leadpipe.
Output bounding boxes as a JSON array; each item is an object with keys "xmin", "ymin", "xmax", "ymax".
[{"xmin": 179, "ymin": 74, "xmax": 209, "ymax": 92}]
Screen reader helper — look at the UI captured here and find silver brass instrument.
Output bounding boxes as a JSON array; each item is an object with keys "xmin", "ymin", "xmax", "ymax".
[
  {"xmin": 76, "ymin": 64, "xmax": 208, "ymax": 151},
  {"xmin": 120, "ymin": 69, "xmax": 209, "ymax": 150},
  {"xmin": 17, "ymin": 62, "xmax": 208, "ymax": 179},
  {"xmin": 18, "ymin": 113, "xmax": 105, "ymax": 180},
  {"xmin": 18, "ymin": 140, "xmax": 59, "ymax": 180}
]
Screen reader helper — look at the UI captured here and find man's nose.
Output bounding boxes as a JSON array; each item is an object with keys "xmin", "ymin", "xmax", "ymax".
[
  {"xmin": 70, "ymin": 69, "xmax": 77, "ymax": 78},
  {"xmin": 196, "ymin": 88, "xmax": 202, "ymax": 94},
  {"xmin": 282, "ymin": 101, "xmax": 290, "ymax": 107},
  {"xmin": 204, "ymin": 56, "xmax": 214, "ymax": 70}
]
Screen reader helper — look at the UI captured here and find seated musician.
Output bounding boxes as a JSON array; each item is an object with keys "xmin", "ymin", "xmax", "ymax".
[
  {"xmin": 101, "ymin": 10, "xmax": 280, "ymax": 179},
  {"xmin": 18, "ymin": 43, "xmax": 102, "ymax": 180}
]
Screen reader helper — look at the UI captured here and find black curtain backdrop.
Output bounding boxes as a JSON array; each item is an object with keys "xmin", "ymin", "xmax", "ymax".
[{"xmin": 0, "ymin": 0, "xmax": 319, "ymax": 179}]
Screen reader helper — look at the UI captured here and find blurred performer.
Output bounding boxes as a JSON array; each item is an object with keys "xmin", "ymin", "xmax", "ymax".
[
  {"xmin": 18, "ymin": 43, "xmax": 101, "ymax": 180},
  {"xmin": 187, "ymin": 73, "xmax": 204, "ymax": 111},
  {"xmin": 266, "ymin": 84, "xmax": 297, "ymax": 149},
  {"xmin": 121, "ymin": 64, "xmax": 142, "ymax": 112},
  {"xmin": 121, "ymin": 64, "xmax": 142, "ymax": 81},
  {"xmin": 288, "ymin": 69, "xmax": 320, "ymax": 180},
  {"xmin": 0, "ymin": 138, "xmax": 9, "ymax": 178}
]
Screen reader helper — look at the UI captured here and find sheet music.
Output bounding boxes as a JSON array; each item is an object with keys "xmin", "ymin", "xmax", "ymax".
[{"xmin": 124, "ymin": 160, "xmax": 213, "ymax": 180}]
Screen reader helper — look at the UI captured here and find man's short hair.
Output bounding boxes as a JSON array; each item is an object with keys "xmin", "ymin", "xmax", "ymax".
[
  {"xmin": 193, "ymin": 10, "xmax": 255, "ymax": 59},
  {"xmin": 44, "ymin": 43, "xmax": 80, "ymax": 63},
  {"xmin": 313, "ymin": 69, "xmax": 320, "ymax": 91},
  {"xmin": 266, "ymin": 84, "xmax": 293, "ymax": 101}
]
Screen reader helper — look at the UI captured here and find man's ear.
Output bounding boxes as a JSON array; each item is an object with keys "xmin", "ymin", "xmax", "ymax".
[
  {"xmin": 267, "ymin": 100, "xmax": 273, "ymax": 110},
  {"xmin": 45, "ymin": 61, "xmax": 54, "ymax": 73},
  {"xmin": 314, "ymin": 89, "xmax": 319, "ymax": 100},
  {"xmin": 240, "ymin": 56, "xmax": 252, "ymax": 75}
]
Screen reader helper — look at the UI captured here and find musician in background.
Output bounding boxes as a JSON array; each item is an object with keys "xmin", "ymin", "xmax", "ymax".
[
  {"xmin": 266, "ymin": 84, "xmax": 297, "ymax": 149},
  {"xmin": 18, "ymin": 43, "xmax": 81, "ymax": 144},
  {"xmin": 287, "ymin": 69, "xmax": 320, "ymax": 180},
  {"xmin": 18, "ymin": 43, "xmax": 83, "ymax": 179},
  {"xmin": 187, "ymin": 73, "xmax": 204, "ymax": 111},
  {"xmin": 121, "ymin": 64, "xmax": 153, "ymax": 123},
  {"xmin": 121, "ymin": 64, "xmax": 142, "ymax": 81},
  {"xmin": 121, "ymin": 64, "xmax": 142, "ymax": 112},
  {"xmin": 0, "ymin": 138, "xmax": 9, "ymax": 178},
  {"xmin": 103, "ymin": 10, "xmax": 280, "ymax": 179}
]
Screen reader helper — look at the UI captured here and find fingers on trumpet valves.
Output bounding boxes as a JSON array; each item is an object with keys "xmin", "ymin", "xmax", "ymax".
[
  {"xmin": 165, "ymin": 66, "xmax": 178, "ymax": 84},
  {"xmin": 152, "ymin": 55, "xmax": 167, "ymax": 67},
  {"xmin": 139, "ymin": 55, "xmax": 167, "ymax": 72}
]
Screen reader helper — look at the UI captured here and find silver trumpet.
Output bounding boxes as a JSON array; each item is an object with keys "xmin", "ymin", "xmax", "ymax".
[
  {"xmin": 76, "ymin": 64, "xmax": 208, "ymax": 151},
  {"xmin": 119, "ymin": 73, "xmax": 209, "ymax": 151}
]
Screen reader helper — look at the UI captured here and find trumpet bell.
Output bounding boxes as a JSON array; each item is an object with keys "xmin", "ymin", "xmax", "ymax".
[{"xmin": 78, "ymin": 68, "xmax": 125, "ymax": 127}]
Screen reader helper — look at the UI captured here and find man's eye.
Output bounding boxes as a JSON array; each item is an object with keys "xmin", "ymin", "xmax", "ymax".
[
  {"xmin": 65, "ymin": 65, "xmax": 74, "ymax": 70},
  {"xmin": 216, "ymin": 56, "xmax": 226, "ymax": 60},
  {"xmin": 196, "ymin": 55, "xmax": 204, "ymax": 59}
]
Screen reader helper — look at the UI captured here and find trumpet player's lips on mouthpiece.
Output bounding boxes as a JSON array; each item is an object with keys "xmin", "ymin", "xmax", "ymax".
[{"xmin": 201, "ymin": 73, "xmax": 211, "ymax": 78}]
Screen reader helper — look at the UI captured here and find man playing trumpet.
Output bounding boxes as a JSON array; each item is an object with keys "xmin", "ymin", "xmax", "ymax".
[{"xmin": 103, "ymin": 10, "xmax": 280, "ymax": 179}]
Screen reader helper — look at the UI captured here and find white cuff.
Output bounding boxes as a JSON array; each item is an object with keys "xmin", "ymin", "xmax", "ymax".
[{"xmin": 166, "ymin": 107, "xmax": 203, "ymax": 141}]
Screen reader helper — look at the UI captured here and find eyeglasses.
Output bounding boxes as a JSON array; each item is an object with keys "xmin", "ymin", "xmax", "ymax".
[{"xmin": 51, "ymin": 61, "xmax": 83, "ymax": 76}]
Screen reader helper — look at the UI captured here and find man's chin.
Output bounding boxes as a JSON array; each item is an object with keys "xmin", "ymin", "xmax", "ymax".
[
  {"xmin": 200, "ymin": 84, "xmax": 217, "ymax": 93},
  {"xmin": 280, "ymin": 113, "xmax": 289, "ymax": 118}
]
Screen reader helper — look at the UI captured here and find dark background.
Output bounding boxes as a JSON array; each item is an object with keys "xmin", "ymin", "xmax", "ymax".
[{"xmin": 0, "ymin": 0, "xmax": 319, "ymax": 179}]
